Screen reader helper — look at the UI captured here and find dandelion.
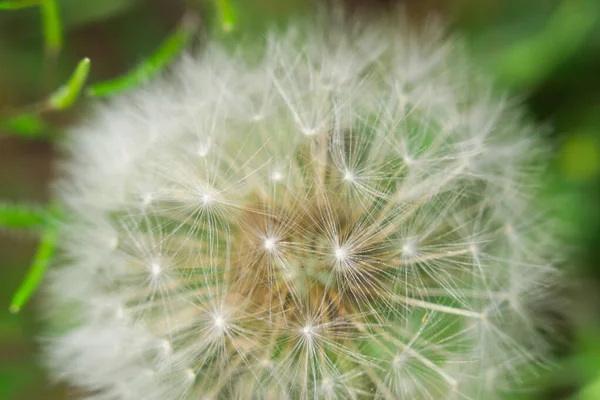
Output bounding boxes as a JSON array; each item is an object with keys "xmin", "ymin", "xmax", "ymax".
[{"xmin": 43, "ymin": 11, "xmax": 566, "ymax": 400}]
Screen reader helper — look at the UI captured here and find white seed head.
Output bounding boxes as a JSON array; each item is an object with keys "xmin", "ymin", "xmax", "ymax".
[
  {"xmin": 335, "ymin": 246, "xmax": 348, "ymax": 261},
  {"xmin": 263, "ymin": 237, "xmax": 277, "ymax": 251},
  {"xmin": 343, "ymin": 170, "xmax": 355, "ymax": 182},
  {"xmin": 43, "ymin": 10, "xmax": 567, "ymax": 400},
  {"xmin": 197, "ymin": 145, "xmax": 210, "ymax": 157},
  {"xmin": 402, "ymin": 241, "xmax": 415, "ymax": 256},
  {"xmin": 302, "ymin": 325, "xmax": 315, "ymax": 338},
  {"xmin": 212, "ymin": 315, "xmax": 226, "ymax": 330},
  {"xmin": 271, "ymin": 170, "xmax": 284, "ymax": 181},
  {"xmin": 150, "ymin": 261, "xmax": 162, "ymax": 278},
  {"xmin": 201, "ymin": 192, "xmax": 212, "ymax": 205}
]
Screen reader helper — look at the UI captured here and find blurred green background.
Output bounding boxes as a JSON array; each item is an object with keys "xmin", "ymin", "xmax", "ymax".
[{"xmin": 1, "ymin": 0, "xmax": 600, "ymax": 399}]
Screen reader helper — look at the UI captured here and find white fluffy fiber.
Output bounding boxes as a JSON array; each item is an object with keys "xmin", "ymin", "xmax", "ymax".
[{"xmin": 43, "ymin": 11, "xmax": 564, "ymax": 400}]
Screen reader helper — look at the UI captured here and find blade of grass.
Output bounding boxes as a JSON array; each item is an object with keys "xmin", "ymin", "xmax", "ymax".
[
  {"xmin": 215, "ymin": 0, "xmax": 236, "ymax": 32},
  {"xmin": 40, "ymin": 0, "xmax": 62, "ymax": 57},
  {"xmin": 0, "ymin": 58, "xmax": 90, "ymax": 138},
  {"xmin": 0, "ymin": 0, "xmax": 41, "ymax": 9},
  {"xmin": 47, "ymin": 57, "xmax": 91, "ymax": 110},
  {"xmin": 0, "ymin": 114, "xmax": 48, "ymax": 139},
  {"xmin": 9, "ymin": 222, "xmax": 58, "ymax": 313},
  {"xmin": 0, "ymin": 203, "xmax": 47, "ymax": 230},
  {"xmin": 87, "ymin": 13, "xmax": 199, "ymax": 98}
]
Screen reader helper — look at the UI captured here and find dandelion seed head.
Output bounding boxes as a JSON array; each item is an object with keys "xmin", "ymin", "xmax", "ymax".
[
  {"xmin": 321, "ymin": 377, "xmax": 333, "ymax": 390},
  {"xmin": 115, "ymin": 306, "xmax": 125, "ymax": 320},
  {"xmin": 402, "ymin": 242, "xmax": 415, "ymax": 256},
  {"xmin": 161, "ymin": 340, "xmax": 172, "ymax": 355},
  {"xmin": 260, "ymin": 358, "xmax": 272, "ymax": 368},
  {"xmin": 141, "ymin": 192, "xmax": 153, "ymax": 206},
  {"xmin": 302, "ymin": 324, "xmax": 315, "ymax": 338},
  {"xmin": 335, "ymin": 246, "xmax": 348, "ymax": 261},
  {"xmin": 263, "ymin": 237, "xmax": 277, "ymax": 251},
  {"xmin": 201, "ymin": 192, "xmax": 213, "ymax": 205},
  {"xmin": 271, "ymin": 170, "xmax": 284, "ymax": 182},
  {"xmin": 185, "ymin": 369, "xmax": 196, "ymax": 380},
  {"xmin": 392, "ymin": 354, "xmax": 406, "ymax": 369},
  {"xmin": 107, "ymin": 235, "xmax": 119, "ymax": 250},
  {"xmin": 343, "ymin": 170, "xmax": 355, "ymax": 182},
  {"xmin": 150, "ymin": 261, "xmax": 162, "ymax": 278},
  {"xmin": 212, "ymin": 314, "xmax": 226, "ymax": 330},
  {"xmin": 301, "ymin": 126, "xmax": 319, "ymax": 136},
  {"xmin": 43, "ymin": 9, "xmax": 568, "ymax": 400},
  {"xmin": 197, "ymin": 143, "xmax": 210, "ymax": 157}
]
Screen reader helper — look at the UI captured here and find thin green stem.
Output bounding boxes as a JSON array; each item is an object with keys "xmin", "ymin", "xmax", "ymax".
[
  {"xmin": 87, "ymin": 13, "xmax": 199, "ymax": 98},
  {"xmin": 48, "ymin": 57, "xmax": 91, "ymax": 110},
  {"xmin": 40, "ymin": 0, "xmax": 62, "ymax": 57},
  {"xmin": 0, "ymin": 203, "xmax": 47, "ymax": 230},
  {"xmin": 0, "ymin": 58, "xmax": 90, "ymax": 139},
  {"xmin": 10, "ymin": 222, "xmax": 58, "ymax": 313},
  {"xmin": 0, "ymin": 0, "xmax": 41, "ymax": 9},
  {"xmin": 215, "ymin": 0, "xmax": 236, "ymax": 32}
]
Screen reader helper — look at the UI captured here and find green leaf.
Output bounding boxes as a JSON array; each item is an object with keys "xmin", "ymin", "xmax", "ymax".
[
  {"xmin": 0, "ymin": 114, "xmax": 48, "ymax": 138},
  {"xmin": 0, "ymin": 203, "xmax": 47, "ymax": 230},
  {"xmin": 0, "ymin": 0, "xmax": 41, "ymax": 9},
  {"xmin": 9, "ymin": 221, "xmax": 58, "ymax": 313},
  {"xmin": 0, "ymin": 58, "xmax": 89, "ymax": 137},
  {"xmin": 41, "ymin": 0, "xmax": 62, "ymax": 56},
  {"xmin": 87, "ymin": 13, "xmax": 199, "ymax": 98},
  {"xmin": 47, "ymin": 57, "xmax": 90, "ymax": 110}
]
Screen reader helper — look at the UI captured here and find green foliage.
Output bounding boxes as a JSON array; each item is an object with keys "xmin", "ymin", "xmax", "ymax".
[
  {"xmin": 0, "ymin": 114, "xmax": 48, "ymax": 139},
  {"xmin": 0, "ymin": 0, "xmax": 41, "ymax": 10},
  {"xmin": 491, "ymin": 0, "xmax": 598, "ymax": 88},
  {"xmin": 9, "ymin": 219, "xmax": 58, "ymax": 314},
  {"xmin": 0, "ymin": 203, "xmax": 47, "ymax": 230},
  {"xmin": 1, "ymin": 6, "xmax": 197, "ymax": 322},
  {"xmin": 0, "ymin": 57, "xmax": 89, "ymax": 139},
  {"xmin": 87, "ymin": 14, "xmax": 199, "ymax": 98},
  {"xmin": 47, "ymin": 57, "xmax": 90, "ymax": 110},
  {"xmin": 41, "ymin": 0, "xmax": 62, "ymax": 56},
  {"xmin": 215, "ymin": 0, "xmax": 236, "ymax": 32}
]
